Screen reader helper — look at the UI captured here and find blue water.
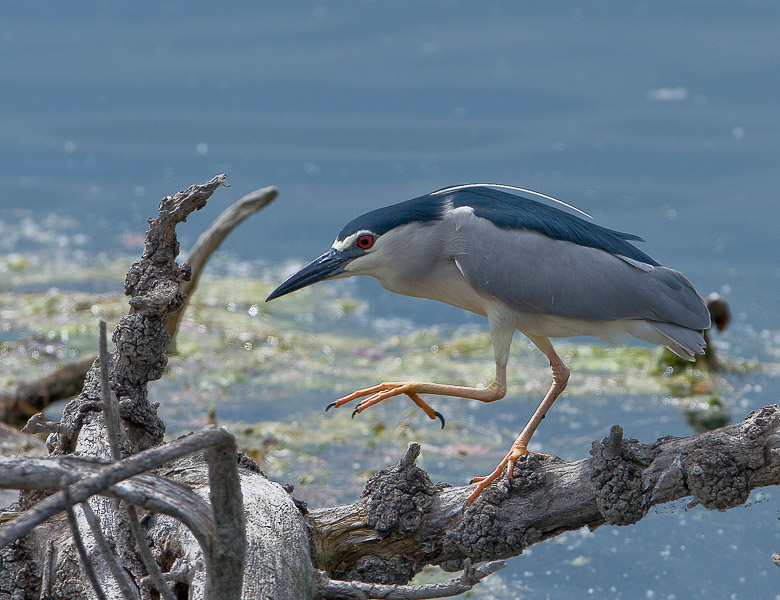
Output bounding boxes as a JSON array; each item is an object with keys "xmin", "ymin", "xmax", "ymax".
[{"xmin": 2, "ymin": 2, "xmax": 780, "ymax": 598}]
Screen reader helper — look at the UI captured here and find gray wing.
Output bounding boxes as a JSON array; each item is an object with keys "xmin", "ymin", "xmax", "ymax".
[{"xmin": 450, "ymin": 211, "xmax": 710, "ymax": 330}]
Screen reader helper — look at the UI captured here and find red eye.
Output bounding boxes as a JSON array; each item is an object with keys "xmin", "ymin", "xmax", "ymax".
[{"xmin": 356, "ymin": 234, "xmax": 374, "ymax": 250}]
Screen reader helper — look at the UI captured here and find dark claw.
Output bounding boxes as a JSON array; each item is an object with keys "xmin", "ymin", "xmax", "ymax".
[
  {"xmin": 351, "ymin": 407, "xmax": 360, "ymax": 419},
  {"xmin": 325, "ymin": 401, "xmax": 337, "ymax": 412},
  {"xmin": 434, "ymin": 410, "xmax": 446, "ymax": 429}
]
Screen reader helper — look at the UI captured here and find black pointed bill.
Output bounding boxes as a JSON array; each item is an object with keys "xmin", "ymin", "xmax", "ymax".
[{"xmin": 265, "ymin": 247, "xmax": 359, "ymax": 302}]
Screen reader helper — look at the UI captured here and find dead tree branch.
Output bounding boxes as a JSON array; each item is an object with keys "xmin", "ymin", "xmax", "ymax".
[
  {"xmin": 0, "ymin": 175, "xmax": 256, "ymax": 600},
  {"xmin": 0, "ymin": 428, "xmax": 234, "ymax": 550},
  {"xmin": 308, "ymin": 405, "xmax": 780, "ymax": 584},
  {"xmin": 0, "ymin": 356, "xmax": 95, "ymax": 425},
  {"xmin": 0, "ymin": 454, "xmax": 213, "ymax": 535},
  {"xmin": 165, "ymin": 185, "xmax": 279, "ymax": 349},
  {"xmin": 97, "ymin": 317, "xmax": 177, "ymax": 600},
  {"xmin": 44, "ymin": 175, "xmax": 228, "ymax": 458},
  {"xmin": 313, "ymin": 558, "xmax": 506, "ymax": 599}
]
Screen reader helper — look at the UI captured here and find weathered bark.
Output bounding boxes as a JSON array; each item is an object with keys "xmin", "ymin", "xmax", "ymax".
[
  {"xmin": 145, "ymin": 453, "xmax": 315, "ymax": 599},
  {"xmin": 1, "ymin": 176, "xmax": 323, "ymax": 600},
  {"xmin": 307, "ymin": 404, "xmax": 780, "ymax": 584},
  {"xmin": 1, "ymin": 175, "xmax": 244, "ymax": 600},
  {"xmin": 5, "ymin": 404, "xmax": 778, "ymax": 599}
]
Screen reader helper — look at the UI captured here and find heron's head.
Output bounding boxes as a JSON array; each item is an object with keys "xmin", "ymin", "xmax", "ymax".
[{"xmin": 265, "ymin": 197, "xmax": 442, "ymax": 302}]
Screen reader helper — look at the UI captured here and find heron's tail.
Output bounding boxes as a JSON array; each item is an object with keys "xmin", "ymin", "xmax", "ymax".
[
  {"xmin": 624, "ymin": 320, "xmax": 706, "ymax": 361},
  {"xmin": 646, "ymin": 321, "xmax": 706, "ymax": 361}
]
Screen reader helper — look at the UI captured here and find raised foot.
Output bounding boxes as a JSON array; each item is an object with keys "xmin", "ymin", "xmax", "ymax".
[
  {"xmin": 325, "ymin": 382, "xmax": 445, "ymax": 428},
  {"xmin": 465, "ymin": 444, "xmax": 550, "ymax": 506}
]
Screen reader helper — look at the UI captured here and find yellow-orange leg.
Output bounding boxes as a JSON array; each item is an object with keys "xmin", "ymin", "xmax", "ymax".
[
  {"xmin": 466, "ymin": 347, "xmax": 570, "ymax": 506},
  {"xmin": 326, "ymin": 367, "xmax": 508, "ymax": 429}
]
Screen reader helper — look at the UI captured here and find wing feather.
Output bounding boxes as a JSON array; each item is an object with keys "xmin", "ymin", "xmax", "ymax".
[{"xmin": 450, "ymin": 212, "xmax": 710, "ymax": 331}]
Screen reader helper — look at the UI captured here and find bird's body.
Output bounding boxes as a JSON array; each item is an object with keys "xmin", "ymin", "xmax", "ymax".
[{"xmin": 267, "ymin": 184, "xmax": 710, "ymax": 505}]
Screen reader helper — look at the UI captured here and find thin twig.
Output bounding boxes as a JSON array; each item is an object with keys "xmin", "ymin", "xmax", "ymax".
[
  {"xmin": 79, "ymin": 500, "xmax": 140, "ymax": 600},
  {"xmin": 63, "ymin": 481, "xmax": 108, "ymax": 600},
  {"xmin": 38, "ymin": 539, "xmax": 54, "ymax": 600},
  {"xmin": 127, "ymin": 504, "xmax": 177, "ymax": 600},
  {"xmin": 313, "ymin": 559, "xmax": 506, "ymax": 599},
  {"xmin": 98, "ymin": 320, "xmax": 121, "ymax": 461}
]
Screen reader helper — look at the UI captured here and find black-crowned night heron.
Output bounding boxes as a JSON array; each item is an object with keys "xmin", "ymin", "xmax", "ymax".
[{"xmin": 266, "ymin": 184, "xmax": 710, "ymax": 505}]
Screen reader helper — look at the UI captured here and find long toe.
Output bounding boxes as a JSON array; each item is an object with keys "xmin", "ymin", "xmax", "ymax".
[
  {"xmin": 503, "ymin": 442, "xmax": 534, "ymax": 481},
  {"xmin": 466, "ymin": 459, "xmax": 509, "ymax": 506},
  {"xmin": 327, "ymin": 382, "xmax": 447, "ymax": 424}
]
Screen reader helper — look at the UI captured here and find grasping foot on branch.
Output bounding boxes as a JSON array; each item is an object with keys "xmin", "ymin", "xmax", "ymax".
[{"xmin": 308, "ymin": 406, "xmax": 780, "ymax": 591}]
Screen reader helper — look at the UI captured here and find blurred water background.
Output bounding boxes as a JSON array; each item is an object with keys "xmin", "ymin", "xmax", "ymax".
[{"xmin": 1, "ymin": 2, "xmax": 779, "ymax": 598}]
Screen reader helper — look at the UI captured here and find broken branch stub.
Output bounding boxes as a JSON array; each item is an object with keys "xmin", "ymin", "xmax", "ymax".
[{"xmin": 46, "ymin": 174, "xmax": 226, "ymax": 457}]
